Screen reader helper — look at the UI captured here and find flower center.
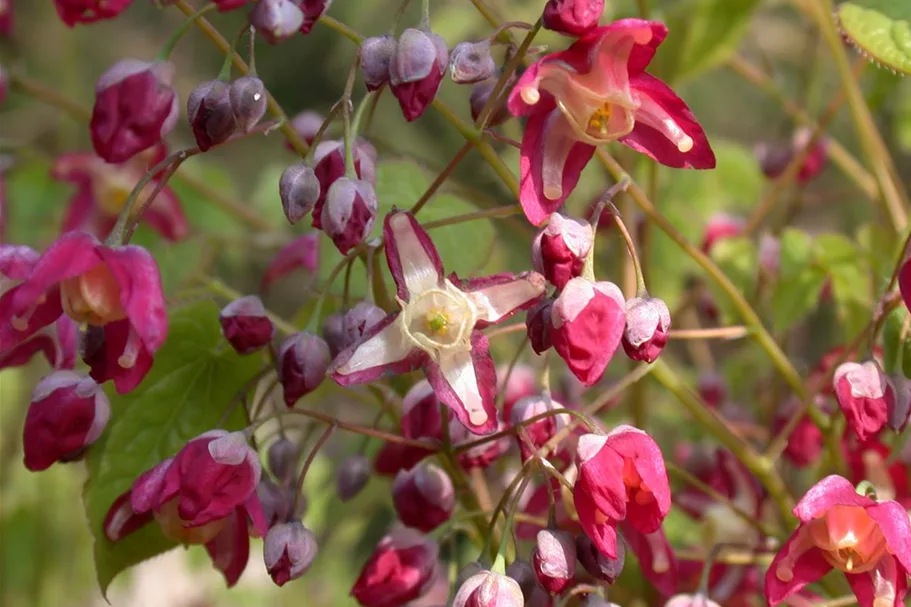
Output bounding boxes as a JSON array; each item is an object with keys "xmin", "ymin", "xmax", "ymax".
[
  {"xmin": 400, "ymin": 281, "xmax": 476, "ymax": 359},
  {"xmin": 60, "ymin": 263, "xmax": 127, "ymax": 326},
  {"xmin": 622, "ymin": 458, "xmax": 655, "ymax": 506},
  {"xmin": 154, "ymin": 498, "xmax": 227, "ymax": 545},
  {"xmin": 587, "ymin": 103, "xmax": 614, "ymax": 136}
]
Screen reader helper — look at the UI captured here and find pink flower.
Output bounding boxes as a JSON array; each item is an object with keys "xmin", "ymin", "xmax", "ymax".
[
  {"xmin": 574, "ymin": 426, "xmax": 671, "ymax": 559},
  {"xmin": 701, "ymin": 213, "xmax": 744, "ymax": 254},
  {"xmin": 329, "ymin": 211, "xmax": 546, "ymax": 435},
  {"xmin": 53, "ymin": 0, "xmax": 133, "ymax": 26},
  {"xmin": 533, "ymin": 528, "xmax": 577, "ymax": 594},
  {"xmin": 621, "ymin": 295, "xmax": 670, "ymax": 363},
  {"xmin": 766, "ymin": 475, "xmax": 911, "ymax": 607},
  {"xmin": 261, "ymin": 232, "xmax": 320, "ymax": 291},
  {"xmin": 23, "ymin": 371, "xmax": 110, "ymax": 471},
  {"xmin": 507, "ymin": 19, "xmax": 715, "ymax": 225},
  {"xmin": 51, "ymin": 144, "xmax": 189, "ymax": 241},
  {"xmin": 351, "ymin": 528, "xmax": 440, "ymax": 607},
  {"xmin": 532, "ymin": 212, "xmax": 594, "ymax": 289},
  {"xmin": 543, "ymin": 0, "xmax": 605, "ymax": 36},
  {"xmin": 0, "ymin": 232, "xmax": 167, "ymax": 393},
  {"xmin": 264, "ymin": 520, "xmax": 318, "ymax": 586},
  {"xmin": 392, "ymin": 461, "xmax": 455, "ymax": 532},
  {"xmin": 834, "ymin": 361, "xmax": 894, "ymax": 443},
  {"xmin": 103, "ymin": 430, "xmax": 268, "ymax": 587},
  {"xmin": 219, "ymin": 295, "xmax": 275, "ymax": 355}
]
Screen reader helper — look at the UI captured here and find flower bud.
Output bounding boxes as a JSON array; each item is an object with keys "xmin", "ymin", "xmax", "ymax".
[
  {"xmin": 337, "ymin": 454, "xmax": 370, "ymax": 501},
  {"xmin": 320, "ymin": 177, "xmax": 378, "ymax": 254},
  {"xmin": 299, "ymin": 0, "xmax": 332, "ymax": 34},
  {"xmin": 219, "ymin": 295, "xmax": 275, "ymax": 354},
  {"xmin": 452, "ymin": 417, "xmax": 511, "ymax": 469},
  {"xmin": 393, "ymin": 461, "xmax": 455, "ymax": 532},
  {"xmin": 664, "ymin": 594, "xmax": 722, "ymax": 607},
  {"xmin": 526, "ymin": 298, "xmax": 554, "ymax": 355},
  {"xmin": 54, "ymin": 0, "xmax": 132, "ymax": 26},
  {"xmin": 457, "ymin": 561, "xmax": 486, "ymax": 589},
  {"xmin": 280, "ymin": 163, "xmax": 321, "ymax": 224},
  {"xmin": 543, "ymin": 0, "xmax": 605, "ymax": 35},
  {"xmin": 551, "ymin": 278, "xmax": 626, "ymax": 386},
  {"xmin": 257, "ymin": 478, "xmax": 303, "ymax": 526},
  {"xmin": 449, "ymin": 40, "xmax": 496, "ymax": 84},
  {"xmin": 264, "ymin": 520, "xmax": 318, "ymax": 586},
  {"xmin": 229, "ymin": 76, "xmax": 267, "ymax": 132},
  {"xmin": 755, "ymin": 128, "xmax": 828, "ymax": 185},
  {"xmin": 469, "ymin": 78, "xmax": 512, "ymax": 127},
  {"xmin": 389, "ymin": 28, "xmax": 448, "ymax": 121},
  {"xmin": 701, "ymin": 213, "xmax": 743, "ymax": 254},
  {"xmin": 576, "ymin": 534, "xmax": 625, "ymax": 583},
  {"xmin": 311, "ymin": 139, "xmax": 377, "ymax": 227},
  {"xmin": 268, "ymin": 438, "xmax": 300, "ymax": 482},
  {"xmin": 532, "ymin": 213, "xmax": 593, "ymax": 289},
  {"xmin": 91, "ymin": 59, "xmax": 179, "ymax": 163},
  {"xmin": 277, "ymin": 331, "xmax": 331, "ymax": 406},
  {"xmin": 401, "ymin": 380, "xmax": 444, "ymax": 444},
  {"xmin": 533, "ymin": 529, "xmax": 577, "ymax": 594},
  {"xmin": 834, "ymin": 360, "xmax": 894, "ymax": 442},
  {"xmin": 506, "ymin": 559, "xmax": 540, "ymax": 599},
  {"xmin": 23, "ymin": 371, "xmax": 110, "ymax": 471},
  {"xmin": 621, "ymin": 296, "xmax": 671, "ymax": 363},
  {"xmin": 351, "ymin": 528, "xmax": 440, "ymax": 607},
  {"xmin": 262, "ymin": 232, "xmax": 320, "ymax": 291},
  {"xmin": 187, "ymin": 79, "xmax": 236, "ymax": 151},
  {"xmin": 250, "ymin": 0, "xmax": 304, "ymax": 44},
  {"xmin": 453, "ymin": 571, "xmax": 525, "ymax": 607},
  {"xmin": 510, "ymin": 396, "xmax": 570, "ymax": 461},
  {"xmin": 322, "ymin": 312, "xmax": 347, "ymax": 357},
  {"xmin": 360, "ymin": 35, "xmax": 396, "ymax": 91},
  {"xmin": 339, "ymin": 301, "xmax": 386, "ymax": 349},
  {"xmin": 888, "ymin": 374, "xmax": 911, "ymax": 432},
  {"xmin": 214, "ymin": 0, "xmax": 249, "ymax": 10},
  {"xmin": 289, "ymin": 110, "xmax": 325, "ymax": 146}
]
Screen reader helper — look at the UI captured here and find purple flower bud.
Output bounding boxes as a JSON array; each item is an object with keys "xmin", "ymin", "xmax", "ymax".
[
  {"xmin": 229, "ymin": 76, "xmax": 268, "ymax": 132},
  {"xmin": 889, "ymin": 374, "xmax": 911, "ymax": 432},
  {"xmin": 449, "ymin": 40, "xmax": 496, "ymax": 84},
  {"xmin": 469, "ymin": 77, "xmax": 512, "ymax": 127},
  {"xmin": 258, "ymin": 478, "xmax": 303, "ymax": 526},
  {"xmin": 453, "ymin": 571, "xmax": 525, "ymax": 607},
  {"xmin": 23, "ymin": 371, "xmax": 110, "ymax": 471},
  {"xmin": 360, "ymin": 35, "xmax": 396, "ymax": 91},
  {"xmin": 533, "ymin": 529, "xmax": 576, "ymax": 594},
  {"xmin": 543, "ymin": 0, "xmax": 605, "ymax": 35},
  {"xmin": 755, "ymin": 128, "xmax": 828, "ymax": 185},
  {"xmin": 390, "ymin": 28, "xmax": 448, "ymax": 121},
  {"xmin": 288, "ymin": 110, "xmax": 325, "ymax": 147},
  {"xmin": 532, "ymin": 213, "xmax": 594, "ymax": 289},
  {"xmin": 280, "ymin": 163, "xmax": 321, "ymax": 224},
  {"xmin": 277, "ymin": 331, "xmax": 331, "ymax": 406},
  {"xmin": 264, "ymin": 520, "xmax": 318, "ymax": 586},
  {"xmin": 336, "ymin": 454, "xmax": 370, "ymax": 501},
  {"xmin": 90, "ymin": 59, "xmax": 179, "ymax": 163},
  {"xmin": 526, "ymin": 297, "xmax": 554, "ymax": 354},
  {"xmin": 219, "ymin": 295, "xmax": 275, "ymax": 354},
  {"xmin": 251, "ymin": 0, "xmax": 304, "ymax": 44},
  {"xmin": 311, "ymin": 140, "xmax": 377, "ymax": 228},
  {"xmin": 506, "ymin": 559, "xmax": 543, "ymax": 601},
  {"xmin": 268, "ymin": 438, "xmax": 300, "ymax": 482},
  {"xmin": 340, "ymin": 301, "xmax": 386, "ymax": 348},
  {"xmin": 187, "ymin": 79, "xmax": 236, "ymax": 151},
  {"xmin": 576, "ymin": 534, "xmax": 625, "ymax": 583},
  {"xmin": 299, "ymin": 0, "xmax": 332, "ymax": 33},
  {"xmin": 509, "ymin": 396, "xmax": 570, "ymax": 461},
  {"xmin": 621, "ymin": 296, "xmax": 671, "ymax": 363},
  {"xmin": 393, "ymin": 461, "xmax": 455, "ymax": 532},
  {"xmin": 320, "ymin": 177, "xmax": 378, "ymax": 254},
  {"xmin": 322, "ymin": 312, "xmax": 347, "ymax": 357}
]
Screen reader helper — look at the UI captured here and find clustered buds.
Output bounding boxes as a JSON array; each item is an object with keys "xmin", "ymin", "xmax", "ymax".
[
  {"xmin": 277, "ymin": 331, "xmax": 331, "ymax": 406},
  {"xmin": 219, "ymin": 295, "xmax": 275, "ymax": 354}
]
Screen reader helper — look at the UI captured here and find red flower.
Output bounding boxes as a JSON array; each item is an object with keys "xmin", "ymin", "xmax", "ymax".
[
  {"xmin": 507, "ymin": 19, "xmax": 715, "ymax": 225},
  {"xmin": 0, "ymin": 232, "xmax": 167, "ymax": 393},
  {"xmin": 766, "ymin": 475, "xmax": 911, "ymax": 607},
  {"xmin": 573, "ymin": 426, "xmax": 671, "ymax": 559},
  {"xmin": 51, "ymin": 145, "xmax": 188, "ymax": 241},
  {"xmin": 219, "ymin": 295, "xmax": 275, "ymax": 355},
  {"xmin": 103, "ymin": 431, "xmax": 268, "ymax": 587},
  {"xmin": 834, "ymin": 361, "xmax": 894, "ymax": 443},
  {"xmin": 543, "ymin": 0, "xmax": 605, "ymax": 36},
  {"xmin": 53, "ymin": 0, "xmax": 133, "ymax": 26},
  {"xmin": 351, "ymin": 528, "xmax": 440, "ymax": 607},
  {"xmin": 532, "ymin": 212, "xmax": 594, "ymax": 289}
]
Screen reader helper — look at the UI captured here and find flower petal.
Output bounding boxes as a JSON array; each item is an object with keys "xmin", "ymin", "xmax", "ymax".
[
  {"xmin": 460, "ymin": 271, "xmax": 547, "ymax": 327},
  {"xmin": 845, "ymin": 556, "xmax": 908, "ymax": 607},
  {"xmin": 0, "ymin": 244, "xmax": 40, "ymax": 280},
  {"xmin": 261, "ymin": 232, "xmax": 320, "ymax": 292},
  {"xmin": 98, "ymin": 244, "xmax": 167, "ymax": 354},
  {"xmin": 575, "ymin": 477, "xmax": 621, "ymax": 559},
  {"xmin": 0, "ymin": 285, "xmax": 64, "ymax": 354},
  {"xmin": 867, "ymin": 501, "xmax": 911, "ymax": 574},
  {"xmin": 425, "ymin": 331, "xmax": 497, "ymax": 435},
  {"xmin": 329, "ymin": 312, "xmax": 424, "ymax": 385},
  {"xmin": 142, "ymin": 184, "xmax": 190, "ymax": 242},
  {"xmin": 622, "ymin": 73, "xmax": 715, "ymax": 169},
  {"xmin": 85, "ymin": 320, "xmax": 155, "ymax": 393},
  {"xmin": 606, "ymin": 425, "xmax": 671, "ymax": 533},
  {"xmin": 383, "ymin": 211, "xmax": 443, "ymax": 300},
  {"xmin": 793, "ymin": 475, "xmax": 872, "ymax": 523},
  {"xmin": 764, "ymin": 527, "xmax": 831, "ymax": 606},
  {"xmin": 50, "ymin": 152, "xmax": 97, "ymax": 184},
  {"xmin": 619, "ymin": 523, "xmax": 678, "ymax": 596},
  {"xmin": 103, "ymin": 490, "xmax": 154, "ymax": 542},
  {"xmin": 60, "ymin": 188, "xmax": 98, "ymax": 235},
  {"xmin": 205, "ymin": 510, "xmax": 250, "ymax": 587}
]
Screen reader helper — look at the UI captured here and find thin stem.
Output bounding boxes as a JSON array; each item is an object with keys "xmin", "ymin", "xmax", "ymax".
[
  {"xmin": 475, "ymin": 19, "xmax": 542, "ymax": 130},
  {"xmin": 292, "ymin": 424, "xmax": 335, "ymax": 514},
  {"xmin": 482, "ymin": 458, "xmax": 536, "ymax": 560},
  {"xmin": 217, "ymin": 22, "xmax": 248, "ymax": 81},
  {"xmin": 410, "ymin": 142, "xmax": 472, "ymax": 216},
  {"xmin": 157, "ymin": 2, "xmax": 218, "ymax": 61},
  {"xmin": 247, "ymin": 25, "xmax": 257, "ymax": 75},
  {"xmin": 7, "ymin": 72, "xmax": 91, "ymax": 121},
  {"xmin": 341, "ymin": 62, "xmax": 360, "ymax": 179},
  {"xmin": 669, "ymin": 327, "xmax": 750, "ymax": 340},
  {"xmin": 611, "ymin": 206, "xmax": 647, "ymax": 295},
  {"xmin": 279, "ymin": 408, "xmax": 437, "ymax": 450}
]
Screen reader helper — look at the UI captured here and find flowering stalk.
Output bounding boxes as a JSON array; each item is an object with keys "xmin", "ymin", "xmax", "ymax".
[{"xmin": 156, "ymin": 3, "xmax": 219, "ymax": 61}]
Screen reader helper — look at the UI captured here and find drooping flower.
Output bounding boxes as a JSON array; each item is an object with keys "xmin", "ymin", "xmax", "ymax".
[
  {"xmin": 351, "ymin": 528, "xmax": 440, "ymax": 607},
  {"xmin": 264, "ymin": 520, "xmax": 318, "ymax": 586},
  {"xmin": 532, "ymin": 212, "xmax": 594, "ymax": 289},
  {"xmin": 389, "ymin": 28, "xmax": 448, "ymax": 122},
  {"xmin": 621, "ymin": 295, "xmax": 670, "ymax": 363},
  {"xmin": 834, "ymin": 361, "xmax": 894, "ymax": 443},
  {"xmin": 103, "ymin": 430, "xmax": 268, "ymax": 587},
  {"xmin": 392, "ymin": 461, "xmax": 455, "ymax": 532},
  {"xmin": 219, "ymin": 295, "xmax": 275, "ymax": 355},
  {"xmin": 0, "ymin": 232, "xmax": 167, "ymax": 393},
  {"xmin": 452, "ymin": 570, "xmax": 525, "ymax": 607},
  {"xmin": 329, "ymin": 211, "xmax": 546, "ymax": 435},
  {"xmin": 507, "ymin": 19, "xmax": 715, "ymax": 225},
  {"xmin": 51, "ymin": 144, "xmax": 189, "ymax": 241},
  {"xmin": 765, "ymin": 475, "xmax": 911, "ymax": 607},
  {"xmin": 533, "ymin": 528, "xmax": 577, "ymax": 594},
  {"xmin": 53, "ymin": 0, "xmax": 133, "ymax": 27}
]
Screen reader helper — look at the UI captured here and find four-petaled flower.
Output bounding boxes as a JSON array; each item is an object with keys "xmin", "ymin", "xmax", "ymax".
[
  {"xmin": 329, "ymin": 211, "xmax": 546, "ymax": 435},
  {"xmin": 507, "ymin": 19, "xmax": 715, "ymax": 225}
]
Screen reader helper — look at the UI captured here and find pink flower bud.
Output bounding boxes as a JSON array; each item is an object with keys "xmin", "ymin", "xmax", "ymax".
[
  {"xmin": 351, "ymin": 529, "xmax": 440, "ymax": 607},
  {"xmin": 469, "ymin": 78, "xmax": 512, "ymax": 127},
  {"xmin": 576, "ymin": 534, "xmax": 625, "ymax": 583},
  {"xmin": 187, "ymin": 79, "xmax": 236, "ymax": 151},
  {"xmin": 526, "ymin": 297, "xmax": 554, "ymax": 355},
  {"xmin": 532, "ymin": 213, "xmax": 593, "ymax": 289},
  {"xmin": 251, "ymin": 0, "xmax": 304, "ymax": 44},
  {"xmin": 701, "ymin": 213, "xmax": 744, "ymax": 254},
  {"xmin": 90, "ymin": 59, "xmax": 179, "ymax": 163},
  {"xmin": 551, "ymin": 278, "xmax": 626, "ymax": 386},
  {"xmin": 54, "ymin": 0, "xmax": 132, "ymax": 26},
  {"xmin": 322, "ymin": 312, "xmax": 347, "ymax": 357},
  {"xmin": 320, "ymin": 177, "xmax": 378, "ymax": 254},
  {"xmin": 299, "ymin": 0, "xmax": 332, "ymax": 34},
  {"xmin": 360, "ymin": 35, "xmax": 396, "ymax": 91},
  {"xmin": 393, "ymin": 461, "xmax": 455, "ymax": 532},
  {"xmin": 229, "ymin": 76, "xmax": 267, "ymax": 132},
  {"xmin": 267, "ymin": 438, "xmax": 300, "ymax": 482},
  {"xmin": 264, "ymin": 520, "xmax": 318, "ymax": 586},
  {"xmin": 533, "ymin": 529, "xmax": 577, "ymax": 594},
  {"xmin": 337, "ymin": 454, "xmax": 370, "ymax": 501},
  {"xmin": 288, "ymin": 110, "xmax": 325, "ymax": 146},
  {"xmin": 311, "ymin": 139, "xmax": 376, "ymax": 228},
  {"xmin": 280, "ymin": 163, "xmax": 321, "ymax": 224},
  {"xmin": 621, "ymin": 296, "xmax": 671, "ymax": 363},
  {"xmin": 542, "ymin": 0, "xmax": 605, "ymax": 35},
  {"xmin": 23, "ymin": 371, "xmax": 110, "ymax": 471},
  {"xmin": 509, "ymin": 395, "xmax": 570, "ymax": 461},
  {"xmin": 453, "ymin": 571, "xmax": 525, "ymax": 607},
  {"xmin": 449, "ymin": 40, "xmax": 496, "ymax": 84},
  {"xmin": 389, "ymin": 28, "xmax": 448, "ymax": 121},
  {"xmin": 278, "ymin": 332, "xmax": 331, "ymax": 406},
  {"xmin": 834, "ymin": 361, "xmax": 894, "ymax": 442},
  {"xmin": 219, "ymin": 295, "xmax": 275, "ymax": 354}
]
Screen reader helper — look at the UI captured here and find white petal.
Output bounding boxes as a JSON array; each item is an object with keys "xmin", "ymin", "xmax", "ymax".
[
  {"xmin": 334, "ymin": 316, "xmax": 414, "ymax": 377},
  {"xmin": 469, "ymin": 274, "xmax": 546, "ymax": 324},
  {"xmin": 388, "ymin": 213, "xmax": 441, "ymax": 296},
  {"xmin": 439, "ymin": 349, "xmax": 488, "ymax": 427}
]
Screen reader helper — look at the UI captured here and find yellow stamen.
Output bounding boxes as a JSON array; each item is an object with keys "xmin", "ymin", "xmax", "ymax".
[{"xmin": 588, "ymin": 103, "xmax": 613, "ymax": 135}]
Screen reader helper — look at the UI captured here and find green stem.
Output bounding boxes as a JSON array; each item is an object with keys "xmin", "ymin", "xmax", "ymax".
[
  {"xmin": 345, "ymin": 90, "xmax": 375, "ymax": 178},
  {"xmin": 217, "ymin": 23, "xmax": 248, "ymax": 81},
  {"xmin": 157, "ymin": 3, "xmax": 218, "ymax": 61}
]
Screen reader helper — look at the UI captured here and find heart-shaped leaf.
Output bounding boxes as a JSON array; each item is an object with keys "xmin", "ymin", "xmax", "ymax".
[{"xmin": 837, "ymin": 1, "xmax": 911, "ymax": 74}]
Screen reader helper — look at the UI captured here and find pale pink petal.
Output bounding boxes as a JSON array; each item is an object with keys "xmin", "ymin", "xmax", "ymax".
[
  {"xmin": 460, "ymin": 271, "xmax": 546, "ymax": 326},
  {"xmin": 99, "ymin": 245, "xmax": 167, "ymax": 353},
  {"xmin": 620, "ymin": 523, "xmax": 678, "ymax": 596},
  {"xmin": 329, "ymin": 312, "xmax": 425, "ymax": 384},
  {"xmin": 793, "ymin": 475, "xmax": 871, "ymax": 523},
  {"xmin": 383, "ymin": 211, "xmax": 443, "ymax": 300},
  {"xmin": 424, "ymin": 331, "xmax": 497, "ymax": 435},
  {"xmin": 764, "ymin": 526, "xmax": 831, "ymax": 606},
  {"xmin": 845, "ymin": 557, "xmax": 907, "ymax": 607}
]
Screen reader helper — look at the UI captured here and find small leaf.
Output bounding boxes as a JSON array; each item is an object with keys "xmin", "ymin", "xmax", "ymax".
[
  {"xmin": 770, "ymin": 268, "xmax": 828, "ymax": 334},
  {"xmin": 709, "ymin": 236, "xmax": 757, "ymax": 322},
  {"xmin": 83, "ymin": 301, "xmax": 262, "ymax": 595},
  {"xmin": 778, "ymin": 228, "xmax": 814, "ymax": 281},
  {"xmin": 837, "ymin": 1, "xmax": 911, "ymax": 74}
]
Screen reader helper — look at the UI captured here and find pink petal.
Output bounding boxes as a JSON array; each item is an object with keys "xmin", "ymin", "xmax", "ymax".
[
  {"xmin": 764, "ymin": 528, "xmax": 831, "ymax": 606},
  {"xmin": 576, "ymin": 438, "xmax": 628, "ymax": 529},
  {"xmin": 619, "ymin": 523, "xmax": 678, "ymax": 596},
  {"xmin": 243, "ymin": 495, "xmax": 269, "ymax": 539},
  {"xmin": 458, "ymin": 271, "xmax": 546, "ymax": 327},
  {"xmin": 329, "ymin": 312, "xmax": 425, "ymax": 385},
  {"xmin": 606, "ymin": 425, "xmax": 670, "ymax": 533},
  {"xmin": 205, "ymin": 510, "xmax": 250, "ymax": 587},
  {"xmin": 98, "ymin": 245, "xmax": 167, "ymax": 354},
  {"xmin": 0, "ymin": 244, "xmax": 40, "ymax": 280},
  {"xmin": 424, "ymin": 331, "xmax": 497, "ymax": 435},
  {"xmin": 103, "ymin": 490, "xmax": 154, "ymax": 542},
  {"xmin": 622, "ymin": 73, "xmax": 715, "ymax": 169},
  {"xmin": 50, "ymin": 152, "xmax": 97, "ymax": 184},
  {"xmin": 572, "ymin": 19, "xmax": 668, "ymax": 76},
  {"xmin": 10, "ymin": 232, "xmax": 102, "ymax": 315},
  {"xmin": 867, "ymin": 501, "xmax": 911, "ymax": 574},
  {"xmin": 261, "ymin": 232, "xmax": 320, "ymax": 291},
  {"xmin": 899, "ymin": 259, "xmax": 911, "ymax": 314},
  {"xmin": 0, "ymin": 285, "xmax": 65, "ymax": 354},
  {"xmin": 130, "ymin": 457, "xmax": 175, "ymax": 514},
  {"xmin": 85, "ymin": 320, "xmax": 155, "ymax": 393},
  {"xmin": 60, "ymin": 188, "xmax": 98, "ymax": 234},
  {"xmin": 574, "ymin": 478, "xmax": 621, "ymax": 559},
  {"xmin": 845, "ymin": 557, "xmax": 908, "ymax": 607},
  {"xmin": 142, "ymin": 184, "xmax": 190, "ymax": 242},
  {"xmin": 793, "ymin": 475, "xmax": 872, "ymax": 523},
  {"xmin": 383, "ymin": 211, "xmax": 443, "ymax": 300}
]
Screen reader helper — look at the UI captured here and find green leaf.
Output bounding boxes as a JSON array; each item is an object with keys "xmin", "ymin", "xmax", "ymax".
[
  {"xmin": 770, "ymin": 268, "xmax": 828, "ymax": 334},
  {"xmin": 813, "ymin": 233, "xmax": 872, "ymax": 339},
  {"xmin": 837, "ymin": 1, "xmax": 911, "ymax": 74},
  {"xmin": 778, "ymin": 228, "xmax": 814, "ymax": 281},
  {"xmin": 83, "ymin": 301, "xmax": 262, "ymax": 595},
  {"xmin": 708, "ymin": 236, "xmax": 757, "ymax": 321},
  {"xmin": 882, "ymin": 306, "xmax": 911, "ymax": 375}
]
